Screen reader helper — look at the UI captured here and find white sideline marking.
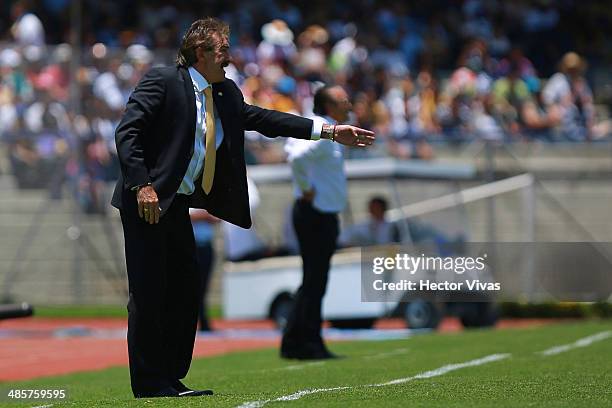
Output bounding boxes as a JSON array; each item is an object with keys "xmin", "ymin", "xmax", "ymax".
[
  {"xmin": 275, "ymin": 386, "xmax": 352, "ymax": 401},
  {"xmin": 281, "ymin": 362, "xmax": 325, "ymax": 371},
  {"xmin": 538, "ymin": 330, "xmax": 612, "ymax": 356},
  {"xmin": 371, "ymin": 353, "xmax": 510, "ymax": 387},
  {"xmin": 238, "ymin": 400, "xmax": 267, "ymax": 408},
  {"xmin": 363, "ymin": 348, "xmax": 409, "ymax": 360},
  {"xmin": 237, "ymin": 387, "xmax": 351, "ymax": 408},
  {"xmin": 236, "ymin": 353, "xmax": 510, "ymax": 408}
]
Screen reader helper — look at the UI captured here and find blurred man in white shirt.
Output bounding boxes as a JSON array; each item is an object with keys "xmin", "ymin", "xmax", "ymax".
[{"xmin": 281, "ymin": 85, "xmax": 356, "ymax": 359}]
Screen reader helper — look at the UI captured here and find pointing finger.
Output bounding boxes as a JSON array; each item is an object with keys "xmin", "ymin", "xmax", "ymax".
[{"xmin": 354, "ymin": 127, "xmax": 375, "ymax": 137}]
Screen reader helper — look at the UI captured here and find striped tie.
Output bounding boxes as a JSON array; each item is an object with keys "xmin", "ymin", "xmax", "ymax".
[{"xmin": 202, "ymin": 87, "xmax": 216, "ymax": 194}]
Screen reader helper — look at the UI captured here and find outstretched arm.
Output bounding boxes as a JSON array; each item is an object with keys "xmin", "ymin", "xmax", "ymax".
[
  {"xmin": 243, "ymin": 102, "xmax": 314, "ymax": 140},
  {"xmin": 235, "ymin": 79, "xmax": 374, "ymax": 145},
  {"xmin": 243, "ymin": 102, "xmax": 374, "ymax": 146}
]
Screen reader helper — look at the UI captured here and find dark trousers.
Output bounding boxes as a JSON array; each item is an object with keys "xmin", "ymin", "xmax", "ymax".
[
  {"xmin": 195, "ymin": 242, "xmax": 214, "ymax": 331},
  {"xmin": 119, "ymin": 194, "xmax": 201, "ymax": 397},
  {"xmin": 281, "ymin": 200, "xmax": 339, "ymax": 351}
]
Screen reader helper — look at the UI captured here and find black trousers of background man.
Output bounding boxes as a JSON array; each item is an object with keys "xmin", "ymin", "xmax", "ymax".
[
  {"xmin": 195, "ymin": 242, "xmax": 214, "ymax": 331},
  {"xmin": 120, "ymin": 194, "xmax": 202, "ymax": 397},
  {"xmin": 281, "ymin": 199, "xmax": 339, "ymax": 352}
]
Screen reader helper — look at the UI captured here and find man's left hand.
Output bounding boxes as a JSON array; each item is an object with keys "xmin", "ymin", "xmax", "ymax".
[
  {"xmin": 300, "ymin": 188, "xmax": 315, "ymax": 203},
  {"xmin": 333, "ymin": 125, "xmax": 375, "ymax": 147}
]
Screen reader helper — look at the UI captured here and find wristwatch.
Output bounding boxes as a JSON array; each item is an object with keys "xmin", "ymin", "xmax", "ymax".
[
  {"xmin": 131, "ymin": 182, "xmax": 152, "ymax": 192},
  {"xmin": 321, "ymin": 124, "xmax": 336, "ymax": 142}
]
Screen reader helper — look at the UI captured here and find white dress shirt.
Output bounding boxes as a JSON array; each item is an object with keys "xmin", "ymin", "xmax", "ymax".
[
  {"xmin": 179, "ymin": 67, "xmax": 322, "ymax": 195},
  {"xmin": 177, "ymin": 67, "xmax": 225, "ymax": 195},
  {"xmin": 284, "ymin": 115, "xmax": 347, "ymax": 213}
]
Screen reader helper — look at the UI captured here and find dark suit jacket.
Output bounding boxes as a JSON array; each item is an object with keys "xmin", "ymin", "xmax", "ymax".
[{"xmin": 111, "ymin": 66, "xmax": 313, "ymax": 228}]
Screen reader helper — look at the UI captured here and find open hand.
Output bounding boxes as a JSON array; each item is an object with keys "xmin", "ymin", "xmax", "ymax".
[{"xmin": 333, "ymin": 125, "xmax": 375, "ymax": 147}]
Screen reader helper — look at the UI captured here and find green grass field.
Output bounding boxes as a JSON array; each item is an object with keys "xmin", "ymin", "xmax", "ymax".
[{"xmin": 2, "ymin": 320, "xmax": 611, "ymax": 407}]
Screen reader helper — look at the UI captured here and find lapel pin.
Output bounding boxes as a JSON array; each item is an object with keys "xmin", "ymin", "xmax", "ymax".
[{"xmin": 218, "ymin": 92, "xmax": 223, "ymax": 96}]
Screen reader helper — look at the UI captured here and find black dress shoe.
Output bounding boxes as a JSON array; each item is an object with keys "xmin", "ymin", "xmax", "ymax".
[
  {"xmin": 281, "ymin": 346, "xmax": 343, "ymax": 360},
  {"xmin": 173, "ymin": 380, "xmax": 214, "ymax": 396}
]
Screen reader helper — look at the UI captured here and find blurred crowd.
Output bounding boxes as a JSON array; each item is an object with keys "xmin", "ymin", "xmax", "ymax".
[{"xmin": 1, "ymin": 0, "xmax": 611, "ymax": 212}]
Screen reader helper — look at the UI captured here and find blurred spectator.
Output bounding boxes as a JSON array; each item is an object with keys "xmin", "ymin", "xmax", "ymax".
[
  {"xmin": 294, "ymin": 25, "xmax": 329, "ymax": 81},
  {"xmin": 338, "ymin": 195, "xmax": 464, "ymax": 250},
  {"xmin": 449, "ymin": 40, "xmax": 493, "ymax": 97},
  {"xmin": 411, "ymin": 70, "xmax": 440, "ymax": 137},
  {"xmin": 257, "ymin": 19, "xmax": 296, "ymax": 64},
  {"xmin": 542, "ymin": 52, "xmax": 595, "ymax": 141},
  {"xmin": 9, "ymin": 135, "xmax": 41, "ymax": 188},
  {"xmin": 495, "ymin": 47, "xmax": 536, "ymax": 83},
  {"xmin": 491, "ymin": 61, "xmax": 532, "ymax": 136},
  {"xmin": 0, "ymin": 47, "xmax": 33, "ymax": 105},
  {"xmin": 9, "ymin": 0, "xmax": 45, "ymax": 46},
  {"xmin": 33, "ymin": 44, "xmax": 71, "ymax": 102},
  {"xmin": 8, "ymin": 112, "xmax": 67, "ymax": 190},
  {"xmin": 472, "ymin": 94, "xmax": 506, "ymax": 141},
  {"xmin": 338, "ymin": 196, "xmax": 400, "ymax": 247},
  {"xmin": 521, "ymin": 84, "xmax": 561, "ymax": 142}
]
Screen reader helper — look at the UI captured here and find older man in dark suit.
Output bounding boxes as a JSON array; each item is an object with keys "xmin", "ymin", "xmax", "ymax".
[{"xmin": 111, "ymin": 17, "xmax": 374, "ymax": 398}]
